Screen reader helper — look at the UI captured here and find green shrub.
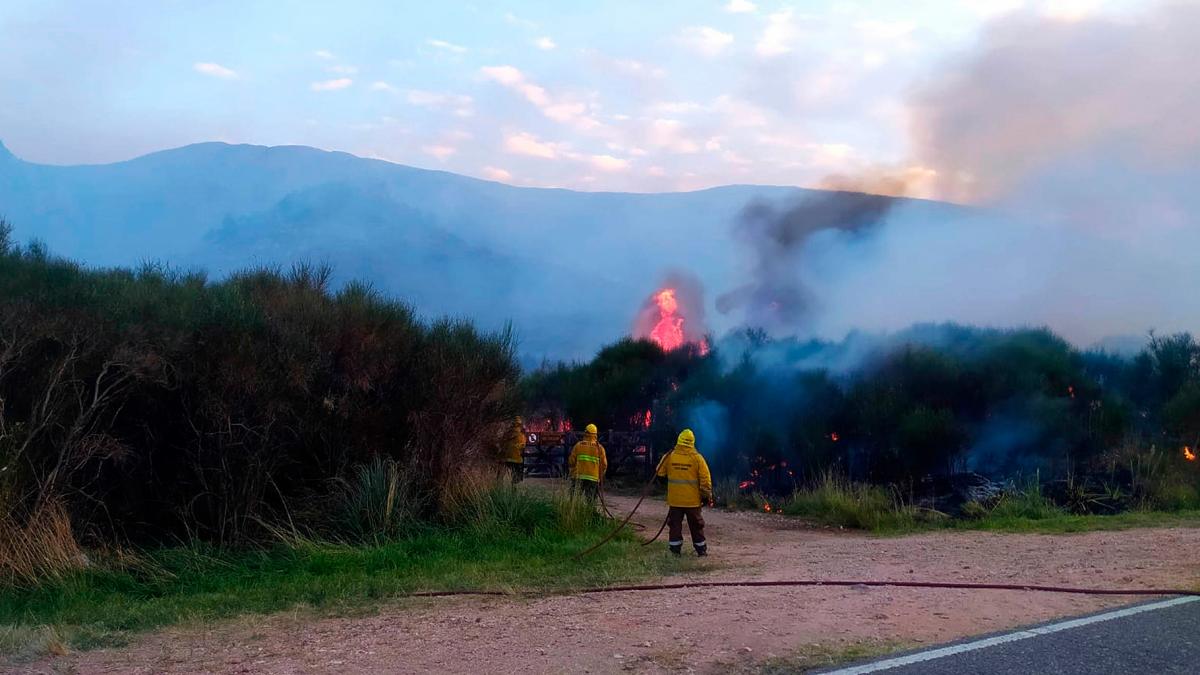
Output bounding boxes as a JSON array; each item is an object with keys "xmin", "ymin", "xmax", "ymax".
[
  {"xmin": 781, "ymin": 473, "xmax": 921, "ymax": 531},
  {"xmin": 328, "ymin": 457, "xmax": 429, "ymax": 543},
  {"xmin": 0, "ymin": 228, "xmax": 521, "ymax": 551},
  {"xmin": 988, "ymin": 480, "xmax": 1064, "ymax": 520}
]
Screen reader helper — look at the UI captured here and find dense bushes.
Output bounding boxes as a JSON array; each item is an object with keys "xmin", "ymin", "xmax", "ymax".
[
  {"xmin": 526, "ymin": 322, "xmax": 1200, "ymax": 502},
  {"xmin": 0, "ymin": 221, "xmax": 521, "ymax": 551}
]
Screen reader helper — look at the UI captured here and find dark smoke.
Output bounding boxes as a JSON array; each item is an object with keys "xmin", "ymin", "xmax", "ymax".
[
  {"xmin": 723, "ymin": 2, "xmax": 1200, "ymax": 346},
  {"xmin": 716, "ymin": 191, "xmax": 896, "ymax": 331}
]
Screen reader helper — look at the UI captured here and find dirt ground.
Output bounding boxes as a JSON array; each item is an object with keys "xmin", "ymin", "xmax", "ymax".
[{"xmin": 19, "ymin": 489, "xmax": 1200, "ymax": 675}]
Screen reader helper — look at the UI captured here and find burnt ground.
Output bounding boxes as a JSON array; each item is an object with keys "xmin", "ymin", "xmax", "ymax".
[{"xmin": 16, "ymin": 487, "xmax": 1200, "ymax": 675}]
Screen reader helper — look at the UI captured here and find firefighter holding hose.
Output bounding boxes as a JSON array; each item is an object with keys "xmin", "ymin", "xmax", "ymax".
[
  {"xmin": 656, "ymin": 429, "xmax": 712, "ymax": 556},
  {"xmin": 568, "ymin": 423, "xmax": 608, "ymax": 501}
]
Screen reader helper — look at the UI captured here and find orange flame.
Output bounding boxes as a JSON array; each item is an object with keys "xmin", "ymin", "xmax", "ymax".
[
  {"xmin": 648, "ymin": 288, "xmax": 686, "ymax": 351},
  {"xmin": 763, "ymin": 503, "xmax": 772, "ymax": 513},
  {"xmin": 1186, "ymin": 446, "xmax": 1196, "ymax": 462},
  {"xmin": 829, "ymin": 432, "xmax": 840, "ymax": 442}
]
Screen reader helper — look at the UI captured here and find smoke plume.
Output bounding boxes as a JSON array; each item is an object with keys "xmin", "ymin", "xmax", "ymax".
[
  {"xmin": 716, "ymin": 191, "xmax": 897, "ymax": 332},
  {"xmin": 727, "ymin": 2, "xmax": 1200, "ymax": 344}
]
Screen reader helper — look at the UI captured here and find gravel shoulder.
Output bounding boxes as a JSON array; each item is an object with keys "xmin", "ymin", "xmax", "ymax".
[{"xmin": 19, "ymin": 492, "xmax": 1200, "ymax": 675}]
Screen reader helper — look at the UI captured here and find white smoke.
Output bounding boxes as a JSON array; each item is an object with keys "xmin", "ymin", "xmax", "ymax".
[{"xmin": 735, "ymin": 2, "xmax": 1200, "ymax": 346}]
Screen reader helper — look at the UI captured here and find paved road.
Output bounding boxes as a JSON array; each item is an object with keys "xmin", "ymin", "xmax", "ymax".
[{"xmin": 822, "ymin": 596, "xmax": 1200, "ymax": 675}]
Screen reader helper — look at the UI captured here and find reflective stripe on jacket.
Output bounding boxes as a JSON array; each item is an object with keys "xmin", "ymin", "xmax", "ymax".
[
  {"xmin": 568, "ymin": 435, "xmax": 607, "ymax": 482},
  {"xmin": 656, "ymin": 445, "xmax": 713, "ymax": 507}
]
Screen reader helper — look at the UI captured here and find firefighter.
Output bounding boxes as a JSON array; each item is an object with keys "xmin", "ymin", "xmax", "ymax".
[
  {"xmin": 499, "ymin": 416, "xmax": 526, "ymax": 485},
  {"xmin": 656, "ymin": 428, "xmax": 713, "ymax": 556},
  {"xmin": 567, "ymin": 423, "xmax": 607, "ymax": 501}
]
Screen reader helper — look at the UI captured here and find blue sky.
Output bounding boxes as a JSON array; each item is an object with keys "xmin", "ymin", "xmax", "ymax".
[{"xmin": 0, "ymin": 0, "xmax": 1145, "ymax": 192}]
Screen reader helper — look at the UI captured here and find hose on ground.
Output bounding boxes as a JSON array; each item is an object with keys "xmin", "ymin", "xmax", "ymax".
[
  {"xmin": 573, "ymin": 474, "xmax": 659, "ymax": 559},
  {"xmin": 404, "ymin": 579, "xmax": 1200, "ymax": 599},
  {"xmin": 574, "ymin": 451, "xmax": 676, "ymax": 559},
  {"xmin": 597, "ymin": 480, "xmax": 647, "ymax": 532}
]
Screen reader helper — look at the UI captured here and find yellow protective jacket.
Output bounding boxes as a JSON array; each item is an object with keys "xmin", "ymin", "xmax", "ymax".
[
  {"xmin": 568, "ymin": 434, "xmax": 608, "ymax": 482},
  {"xmin": 501, "ymin": 421, "xmax": 525, "ymax": 464},
  {"xmin": 656, "ymin": 441, "xmax": 713, "ymax": 508}
]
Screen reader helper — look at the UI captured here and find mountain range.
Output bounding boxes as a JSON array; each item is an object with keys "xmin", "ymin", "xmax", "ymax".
[{"xmin": 0, "ymin": 140, "xmax": 949, "ymax": 362}]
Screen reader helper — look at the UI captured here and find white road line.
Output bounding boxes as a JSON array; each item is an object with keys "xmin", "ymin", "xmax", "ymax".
[{"xmin": 823, "ymin": 595, "xmax": 1200, "ymax": 675}]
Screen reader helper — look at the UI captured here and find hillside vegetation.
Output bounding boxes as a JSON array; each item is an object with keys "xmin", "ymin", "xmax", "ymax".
[{"xmin": 0, "ymin": 220, "xmax": 525, "ymax": 574}]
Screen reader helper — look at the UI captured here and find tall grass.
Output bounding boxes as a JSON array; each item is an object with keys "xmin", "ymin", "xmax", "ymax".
[
  {"xmin": 780, "ymin": 472, "xmax": 927, "ymax": 530},
  {"xmin": 327, "ymin": 457, "xmax": 428, "ymax": 543},
  {"xmin": 0, "ymin": 502, "xmax": 84, "ymax": 587},
  {"xmin": 0, "ymin": 486, "xmax": 676, "ymax": 659}
]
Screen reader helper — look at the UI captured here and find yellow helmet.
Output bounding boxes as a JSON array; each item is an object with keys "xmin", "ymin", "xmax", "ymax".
[
  {"xmin": 585, "ymin": 423, "xmax": 598, "ymax": 435},
  {"xmin": 676, "ymin": 429, "xmax": 696, "ymax": 448}
]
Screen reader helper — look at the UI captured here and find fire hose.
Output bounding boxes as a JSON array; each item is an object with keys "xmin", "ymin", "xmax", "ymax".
[
  {"xmin": 402, "ymin": 580, "xmax": 1200, "ymax": 599},
  {"xmin": 576, "ymin": 452, "xmax": 674, "ymax": 559}
]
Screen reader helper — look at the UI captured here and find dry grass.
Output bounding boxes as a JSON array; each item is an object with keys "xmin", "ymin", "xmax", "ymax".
[{"xmin": 0, "ymin": 501, "xmax": 85, "ymax": 587}]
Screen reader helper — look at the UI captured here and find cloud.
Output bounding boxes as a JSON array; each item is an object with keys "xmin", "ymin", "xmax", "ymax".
[
  {"xmin": 311, "ymin": 78, "xmax": 353, "ymax": 92},
  {"xmin": 679, "ymin": 26, "xmax": 735, "ymax": 56},
  {"xmin": 481, "ymin": 65, "xmax": 603, "ymax": 132},
  {"xmin": 647, "ymin": 101, "xmax": 705, "ymax": 115},
  {"xmin": 713, "ymin": 95, "xmax": 770, "ymax": 127},
  {"xmin": 725, "ymin": 0, "xmax": 757, "ymax": 12},
  {"xmin": 589, "ymin": 154, "xmax": 631, "ymax": 172},
  {"xmin": 314, "ymin": 49, "xmax": 335, "ymax": 60},
  {"xmin": 406, "ymin": 90, "xmax": 472, "ymax": 106},
  {"xmin": 326, "ymin": 64, "xmax": 359, "ymax": 75},
  {"xmin": 757, "ymin": 9, "xmax": 799, "ymax": 57},
  {"xmin": 646, "ymin": 119, "xmax": 701, "ymax": 154},
  {"xmin": 482, "ymin": 166, "xmax": 513, "ymax": 181},
  {"xmin": 193, "ymin": 62, "xmax": 238, "ymax": 79},
  {"xmin": 504, "ymin": 12, "xmax": 538, "ymax": 29},
  {"xmin": 534, "ymin": 36, "xmax": 557, "ymax": 50},
  {"xmin": 422, "ymin": 145, "xmax": 457, "ymax": 161},
  {"xmin": 481, "ymin": 65, "xmax": 548, "ymax": 105},
  {"xmin": 370, "ymin": 81, "xmax": 397, "ymax": 92},
  {"xmin": 403, "ymin": 89, "xmax": 475, "ymax": 118},
  {"xmin": 595, "ymin": 55, "xmax": 667, "ymax": 80},
  {"xmin": 503, "ymin": 131, "xmax": 562, "ymax": 159},
  {"xmin": 427, "ymin": 39, "xmax": 468, "ymax": 54}
]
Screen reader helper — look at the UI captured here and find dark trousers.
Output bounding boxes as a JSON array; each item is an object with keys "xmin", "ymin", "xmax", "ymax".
[
  {"xmin": 504, "ymin": 461, "xmax": 524, "ymax": 485},
  {"xmin": 667, "ymin": 506, "xmax": 706, "ymax": 548}
]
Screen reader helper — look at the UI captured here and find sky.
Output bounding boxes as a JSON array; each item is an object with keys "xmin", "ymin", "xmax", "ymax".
[{"xmin": 0, "ymin": 0, "xmax": 1150, "ymax": 194}]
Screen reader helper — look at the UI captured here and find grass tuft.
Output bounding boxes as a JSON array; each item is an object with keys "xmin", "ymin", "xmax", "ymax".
[{"xmin": 0, "ymin": 485, "xmax": 685, "ymax": 661}]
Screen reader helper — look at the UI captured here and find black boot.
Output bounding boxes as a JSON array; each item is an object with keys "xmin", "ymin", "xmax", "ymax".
[
  {"xmin": 669, "ymin": 543, "xmax": 682, "ymax": 556},
  {"xmin": 694, "ymin": 540, "xmax": 708, "ymax": 557}
]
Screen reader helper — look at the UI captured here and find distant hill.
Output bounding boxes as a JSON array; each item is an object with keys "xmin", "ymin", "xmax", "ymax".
[{"xmin": 0, "ymin": 140, "xmax": 954, "ymax": 362}]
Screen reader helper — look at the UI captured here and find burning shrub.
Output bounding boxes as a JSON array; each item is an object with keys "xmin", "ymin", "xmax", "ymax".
[{"xmin": 536, "ymin": 317, "xmax": 1200, "ymax": 513}]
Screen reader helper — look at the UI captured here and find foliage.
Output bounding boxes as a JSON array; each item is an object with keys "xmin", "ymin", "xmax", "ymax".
[
  {"xmin": 525, "ymin": 322, "xmax": 1200, "ymax": 498},
  {"xmin": 0, "ymin": 224, "xmax": 521, "ymax": 548},
  {"xmin": 773, "ymin": 472, "xmax": 1200, "ymax": 534},
  {"xmin": 779, "ymin": 472, "xmax": 931, "ymax": 530}
]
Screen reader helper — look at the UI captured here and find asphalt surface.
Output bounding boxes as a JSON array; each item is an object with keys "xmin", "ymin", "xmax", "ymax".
[{"xmin": 823, "ymin": 596, "xmax": 1200, "ymax": 675}]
